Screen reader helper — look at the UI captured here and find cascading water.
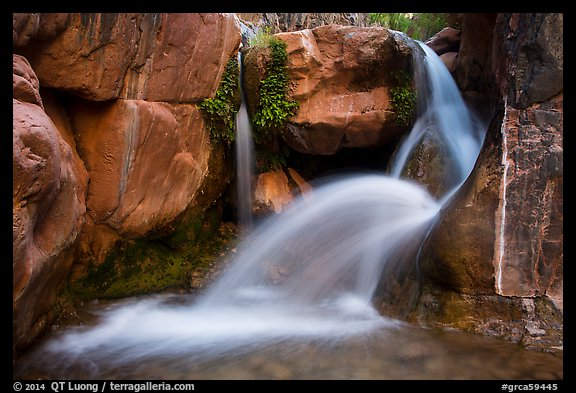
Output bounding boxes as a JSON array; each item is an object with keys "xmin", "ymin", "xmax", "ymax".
[
  {"xmin": 389, "ymin": 40, "xmax": 486, "ymax": 202},
  {"xmin": 14, "ymin": 36, "xmax": 494, "ymax": 379},
  {"xmin": 235, "ymin": 51, "xmax": 255, "ymax": 231}
]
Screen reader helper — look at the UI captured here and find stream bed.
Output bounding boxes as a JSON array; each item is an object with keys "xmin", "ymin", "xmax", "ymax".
[{"xmin": 14, "ymin": 292, "xmax": 563, "ymax": 380}]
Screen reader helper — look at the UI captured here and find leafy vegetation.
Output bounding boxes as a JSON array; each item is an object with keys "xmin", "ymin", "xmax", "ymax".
[
  {"xmin": 390, "ymin": 70, "xmax": 417, "ymax": 127},
  {"xmin": 199, "ymin": 58, "xmax": 240, "ymax": 145},
  {"xmin": 369, "ymin": 13, "xmax": 450, "ymax": 41},
  {"xmin": 248, "ymin": 28, "xmax": 299, "ymax": 171}
]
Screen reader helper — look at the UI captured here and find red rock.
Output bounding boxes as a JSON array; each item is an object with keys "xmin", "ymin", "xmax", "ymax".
[
  {"xmin": 275, "ymin": 25, "xmax": 413, "ymax": 154},
  {"xmin": 440, "ymin": 51, "xmax": 458, "ymax": 74},
  {"xmin": 424, "ymin": 27, "xmax": 461, "ymax": 56},
  {"xmin": 253, "ymin": 168, "xmax": 311, "ymax": 216},
  {"xmin": 13, "ymin": 58, "xmax": 86, "ymax": 352},
  {"xmin": 13, "ymin": 13, "xmax": 39, "ymax": 47},
  {"xmin": 70, "ymin": 99, "xmax": 211, "ymax": 238},
  {"xmin": 13, "ymin": 13, "xmax": 70, "ymax": 47},
  {"xmin": 415, "ymin": 14, "xmax": 563, "ymax": 349},
  {"xmin": 122, "ymin": 13, "xmax": 241, "ymax": 103},
  {"xmin": 20, "ymin": 13, "xmax": 141, "ymax": 101},
  {"xmin": 21, "ymin": 13, "xmax": 241, "ymax": 102},
  {"xmin": 13, "ymin": 54, "xmax": 42, "ymax": 108}
]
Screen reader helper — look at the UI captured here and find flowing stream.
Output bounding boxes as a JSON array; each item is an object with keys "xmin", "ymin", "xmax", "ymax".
[
  {"xmin": 235, "ymin": 51, "xmax": 255, "ymax": 231},
  {"xmin": 13, "ymin": 39, "xmax": 562, "ymax": 380}
]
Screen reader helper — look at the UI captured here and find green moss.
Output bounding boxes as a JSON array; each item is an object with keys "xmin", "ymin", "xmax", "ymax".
[
  {"xmin": 390, "ymin": 70, "xmax": 417, "ymax": 128},
  {"xmin": 199, "ymin": 57, "xmax": 241, "ymax": 145},
  {"xmin": 70, "ymin": 217, "xmax": 238, "ymax": 300}
]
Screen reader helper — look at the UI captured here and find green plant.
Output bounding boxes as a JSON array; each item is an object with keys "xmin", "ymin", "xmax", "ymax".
[
  {"xmin": 199, "ymin": 58, "xmax": 240, "ymax": 144},
  {"xmin": 390, "ymin": 70, "xmax": 416, "ymax": 127},
  {"xmin": 247, "ymin": 30, "xmax": 299, "ymax": 171},
  {"xmin": 249, "ymin": 26, "xmax": 276, "ymax": 48},
  {"xmin": 252, "ymin": 38, "xmax": 299, "ymax": 143},
  {"xmin": 369, "ymin": 13, "xmax": 449, "ymax": 41}
]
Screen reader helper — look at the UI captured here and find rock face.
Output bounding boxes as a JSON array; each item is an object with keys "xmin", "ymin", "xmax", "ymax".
[
  {"xmin": 69, "ymin": 100, "xmax": 211, "ymax": 238},
  {"xmin": 19, "ymin": 13, "xmax": 240, "ymax": 102},
  {"xmin": 12, "ymin": 13, "xmax": 242, "ymax": 353},
  {"xmin": 13, "ymin": 55, "xmax": 87, "ymax": 352},
  {"xmin": 412, "ymin": 13, "xmax": 563, "ymax": 350},
  {"xmin": 238, "ymin": 13, "xmax": 370, "ymax": 34},
  {"xmin": 244, "ymin": 25, "xmax": 415, "ymax": 155}
]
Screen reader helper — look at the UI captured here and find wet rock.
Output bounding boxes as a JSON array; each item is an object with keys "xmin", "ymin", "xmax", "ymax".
[
  {"xmin": 414, "ymin": 14, "xmax": 562, "ymax": 352},
  {"xmin": 69, "ymin": 99, "xmax": 211, "ymax": 238}
]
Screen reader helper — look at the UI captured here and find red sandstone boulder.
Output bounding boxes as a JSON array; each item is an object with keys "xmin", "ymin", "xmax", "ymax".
[
  {"xmin": 122, "ymin": 13, "xmax": 241, "ymax": 103},
  {"xmin": 253, "ymin": 168, "xmax": 312, "ymax": 216},
  {"xmin": 13, "ymin": 55, "xmax": 86, "ymax": 352},
  {"xmin": 20, "ymin": 13, "xmax": 241, "ymax": 103},
  {"xmin": 69, "ymin": 99, "xmax": 211, "ymax": 238},
  {"xmin": 244, "ymin": 25, "xmax": 414, "ymax": 155},
  {"xmin": 424, "ymin": 27, "xmax": 461, "ymax": 56}
]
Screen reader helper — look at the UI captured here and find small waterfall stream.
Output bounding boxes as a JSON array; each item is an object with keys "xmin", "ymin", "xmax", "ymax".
[
  {"xmin": 235, "ymin": 51, "xmax": 255, "ymax": 231},
  {"xmin": 13, "ymin": 34, "xmax": 561, "ymax": 381}
]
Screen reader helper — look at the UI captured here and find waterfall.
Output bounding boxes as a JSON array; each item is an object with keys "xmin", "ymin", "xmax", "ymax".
[
  {"xmin": 31, "ymin": 34, "xmax": 487, "ymax": 368},
  {"xmin": 390, "ymin": 40, "xmax": 486, "ymax": 202},
  {"xmin": 235, "ymin": 51, "xmax": 255, "ymax": 231}
]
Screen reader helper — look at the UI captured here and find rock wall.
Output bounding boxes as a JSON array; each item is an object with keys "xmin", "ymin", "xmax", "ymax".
[
  {"xmin": 13, "ymin": 55, "xmax": 87, "ymax": 351},
  {"xmin": 12, "ymin": 13, "xmax": 241, "ymax": 353},
  {"xmin": 413, "ymin": 13, "xmax": 563, "ymax": 351},
  {"xmin": 238, "ymin": 13, "xmax": 370, "ymax": 34}
]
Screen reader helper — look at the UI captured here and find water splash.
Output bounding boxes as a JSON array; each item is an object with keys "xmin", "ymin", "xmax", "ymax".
[{"xmin": 23, "ymin": 33, "xmax": 487, "ymax": 372}]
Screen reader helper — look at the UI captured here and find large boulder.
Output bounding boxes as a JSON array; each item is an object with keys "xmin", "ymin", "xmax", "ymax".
[
  {"xmin": 13, "ymin": 55, "xmax": 86, "ymax": 353},
  {"xmin": 244, "ymin": 25, "xmax": 414, "ymax": 155},
  {"xmin": 424, "ymin": 27, "xmax": 461, "ymax": 56},
  {"xmin": 19, "ymin": 13, "xmax": 241, "ymax": 102},
  {"xmin": 69, "ymin": 99, "xmax": 211, "ymax": 239},
  {"xmin": 253, "ymin": 168, "xmax": 312, "ymax": 216}
]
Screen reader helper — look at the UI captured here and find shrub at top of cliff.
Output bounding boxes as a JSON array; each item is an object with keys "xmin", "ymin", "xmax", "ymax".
[{"xmin": 198, "ymin": 57, "xmax": 241, "ymax": 145}]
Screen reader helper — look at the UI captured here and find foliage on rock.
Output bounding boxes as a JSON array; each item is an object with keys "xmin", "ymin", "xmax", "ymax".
[
  {"xmin": 249, "ymin": 28, "xmax": 299, "ymax": 171},
  {"xmin": 369, "ymin": 13, "xmax": 451, "ymax": 41},
  {"xmin": 390, "ymin": 70, "xmax": 417, "ymax": 127},
  {"xmin": 199, "ymin": 57, "xmax": 241, "ymax": 145}
]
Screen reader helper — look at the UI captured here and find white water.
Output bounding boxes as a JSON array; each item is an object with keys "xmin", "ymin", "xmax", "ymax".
[
  {"xmin": 235, "ymin": 52, "xmax": 255, "ymax": 231},
  {"xmin": 390, "ymin": 41, "xmax": 486, "ymax": 203},
  {"xmin": 30, "ymin": 36, "xmax": 487, "ymax": 371}
]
